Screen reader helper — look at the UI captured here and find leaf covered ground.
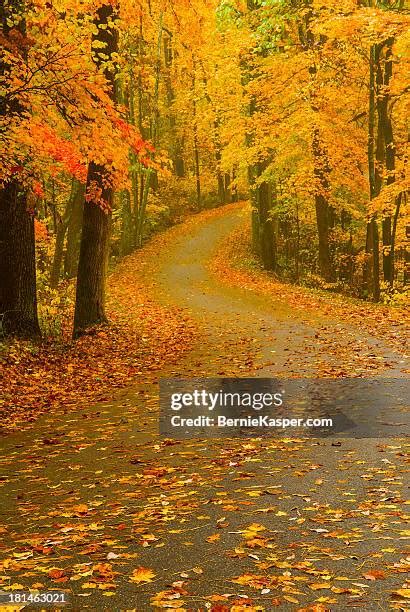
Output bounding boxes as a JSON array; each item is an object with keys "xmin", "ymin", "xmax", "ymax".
[
  {"xmin": 209, "ymin": 210, "xmax": 409, "ymax": 361},
  {"xmin": 0, "ymin": 204, "xmax": 409, "ymax": 610},
  {"xmin": 0, "ymin": 236, "xmax": 198, "ymax": 434}
]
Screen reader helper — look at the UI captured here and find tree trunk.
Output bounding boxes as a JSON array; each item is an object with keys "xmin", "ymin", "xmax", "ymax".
[
  {"xmin": 217, "ymin": 173, "xmax": 225, "ymax": 204},
  {"xmin": 365, "ymin": 219, "xmax": 380, "ymax": 300},
  {"xmin": 231, "ymin": 167, "xmax": 239, "ymax": 202},
  {"xmin": 120, "ymin": 190, "xmax": 133, "ymax": 255},
  {"xmin": 224, "ymin": 173, "xmax": 231, "ymax": 203},
  {"xmin": 297, "ymin": 1, "xmax": 334, "ymax": 282},
  {"xmin": 193, "ymin": 124, "xmax": 201, "ymax": 207},
  {"xmin": 0, "ymin": 185, "xmax": 41, "ymax": 338},
  {"xmin": 50, "ymin": 222, "xmax": 68, "ymax": 288},
  {"xmin": 73, "ymin": 164, "xmax": 112, "ymax": 336},
  {"xmin": 50, "ymin": 181, "xmax": 76, "ymax": 288},
  {"xmin": 135, "ymin": 169, "xmax": 152, "ymax": 247},
  {"xmin": 312, "ymin": 128, "xmax": 334, "ymax": 282},
  {"xmin": 148, "ymin": 12, "xmax": 163, "ymax": 193},
  {"xmin": 200, "ymin": 73, "xmax": 226, "ymax": 204},
  {"xmin": 164, "ymin": 34, "xmax": 185, "ymax": 178},
  {"xmin": 64, "ymin": 182, "xmax": 85, "ymax": 278},
  {"xmin": 242, "ymin": 1, "xmax": 275, "ymax": 270},
  {"xmin": 390, "ymin": 193, "xmax": 402, "ymax": 279},
  {"xmin": 364, "ymin": 42, "xmax": 381, "ymax": 301},
  {"xmin": 174, "ymin": 149, "xmax": 185, "ymax": 178},
  {"xmin": 257, "ymin": 164, "xmax": 276, "ymax": 270},
  {"xmin": 192, "ymin": 74, "xmax": 201, "ymax": 208},
  {"xmin": 0, "ymin": 0, "xmax": 40, "ymax": 338},
  {"xmin": 73, "ymin": 3, "xmax": 118, "ymax": 338},
  {"xmin": 375, "ymin": 38, "xmax": 395, "ymax": 285}
]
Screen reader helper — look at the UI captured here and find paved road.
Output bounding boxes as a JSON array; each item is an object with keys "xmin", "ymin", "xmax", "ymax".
[{"xmin": 0, "ymin": 205, "xmax": 408, "ymax": 611}]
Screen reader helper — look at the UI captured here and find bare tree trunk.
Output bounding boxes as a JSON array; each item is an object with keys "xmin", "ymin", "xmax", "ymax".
[
  {"xmin": 390, "ymin": 193, "xmax": 402, "ymax": 279},
  {"xmin": 192, "ymin": 73, "xmax": 201, "ymax": 208},
  {"xmin": 74, "ymin": 164, "xmax": 112, "ymax": 336},
  {"xmin": 120, "ymin": 190, "xmax": 133, "ymax": 255},
  {"xmin": 231, "ymin": 167, "xmax": 239, "ymax": 202},
  {"xmin": 64, "ymin": 182, "xmax": 85, "ymax": 278},
  {"xmin": 312, "ymin": 128, "xmax": 334, "ymax": 282},
  {"xmin": 258, "ymin": 170, "xmax": 276, "ymax": 271},
  {"xmin": 375, "ymin": 38, "xmax": 395, "ymax": 285},
  {"xmin": 73, "ymin": 3, "xmax": 118, "ymax": 338},
  {"xmin": 364, "ymin": 42, "xmax": 381, "ymax": 301},
  {"xmin": 200, "ymin": 71, "xmax": 227, "ymax": 203},
  {"xmin": 0, "ymin": 185, "xmax": 41, "ymax": 337},
  {"xmin": 224, "ymin": 173, "xmax": 231, "ymax": 203},
  {"xmin": 164, "ymin": 34, "xmax": 185, "ymax": 178},
  {"xmin": 50, "ymin": 180, "xmax": 76, "ymax": 288},
  {"xmin": 148, "ymin": 12, "xmax": 163, "ymax": 194},
  {"xmin": 193, "ymin": 121, "xmax": 201, "ymax": 207}
]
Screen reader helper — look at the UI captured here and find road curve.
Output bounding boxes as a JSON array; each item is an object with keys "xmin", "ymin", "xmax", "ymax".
[{"xmin": 0, "ymin": 204, "xmax": 408, "ymax": 611}]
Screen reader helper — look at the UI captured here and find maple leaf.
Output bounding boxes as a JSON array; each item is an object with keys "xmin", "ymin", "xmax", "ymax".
[
  {"xmin": 206, "ymin": 534, "xmax": 221, "ymax": 543},
  {"xmin": 363, "ymin": 570, "xmax": 386, "ymax": 580},
  {"xmin": 231, "ymin": 574, "xmax": 266, "ymax": 588},
  {"xmin": 130, "ymin": 567, "xmax": 156, "ymax": 584},
  {"xmin": 241, "ymin": 523, "xmax": 266, "ymax": 539},
  {"xmin": 309, "ymin": 583, "xmax": 331, "ymax": 590},
  {"xmin": 283, "ymin": 595, "xmax": 299, "ymax": 604},
  {"xmin": 48, "ymin": 568, "xmax": 66, "ymax": 581},
  {"xmin": 392, "ymin": 588, "xmax": 410, "ymax": 599}
]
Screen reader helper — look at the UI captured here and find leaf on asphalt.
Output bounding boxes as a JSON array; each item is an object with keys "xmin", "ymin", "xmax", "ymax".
[{"xmin": 130, "ymin": 567, "xmax": 156, "ymax": 584}]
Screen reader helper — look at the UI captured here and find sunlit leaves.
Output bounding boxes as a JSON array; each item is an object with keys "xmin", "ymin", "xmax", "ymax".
[{"xmin": 130, "ymin": 567, "xmax": 156, "ymax": 583}]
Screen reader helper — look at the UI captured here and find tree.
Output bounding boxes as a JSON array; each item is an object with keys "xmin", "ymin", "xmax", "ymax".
[
  {"xmin": 73, "ymin": 2, "xmax": 119, "ymax": 338},
  {"xmin": 242, "ymin": 0, "xmax": 276, "ymax": 272},
  {"xmin": 365, "ymin": 42, "xmax": 381, "ymax": 301},
  {"xmin": 0, "ymin": 0, "xmax": 41, "ymax": 338},
  {"xmin": 64, "ymin": 182, "xmax": 85, "ymax": 279},
  {"xmin": 298, "ymin": 0, "xmax": 335, "ymax": 282}
]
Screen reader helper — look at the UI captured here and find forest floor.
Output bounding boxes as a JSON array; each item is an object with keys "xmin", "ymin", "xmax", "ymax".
[{"xmin": 0, "ymin": 202, "xmax": 409, "ymax": 611}]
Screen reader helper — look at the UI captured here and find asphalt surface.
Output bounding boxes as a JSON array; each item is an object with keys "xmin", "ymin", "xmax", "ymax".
[{"xmin": 0, "ymin": 205, "xmax": 408, "ymax": 611}]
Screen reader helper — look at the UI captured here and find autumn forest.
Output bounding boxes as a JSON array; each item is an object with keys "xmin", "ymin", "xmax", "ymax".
[{"xmin": 1, "ymin": 0, "xmax": 409, "ymax": 610}]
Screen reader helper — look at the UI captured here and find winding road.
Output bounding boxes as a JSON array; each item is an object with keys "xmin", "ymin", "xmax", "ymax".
[{"xmin": 0, "ymin": 204, "xmax": 408, "ymax": 610}]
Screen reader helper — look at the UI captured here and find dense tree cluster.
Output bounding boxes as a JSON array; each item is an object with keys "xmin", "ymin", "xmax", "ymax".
[{"xmin": 1, "ymin": 0, "xmax": 408, "ymax": 340}]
